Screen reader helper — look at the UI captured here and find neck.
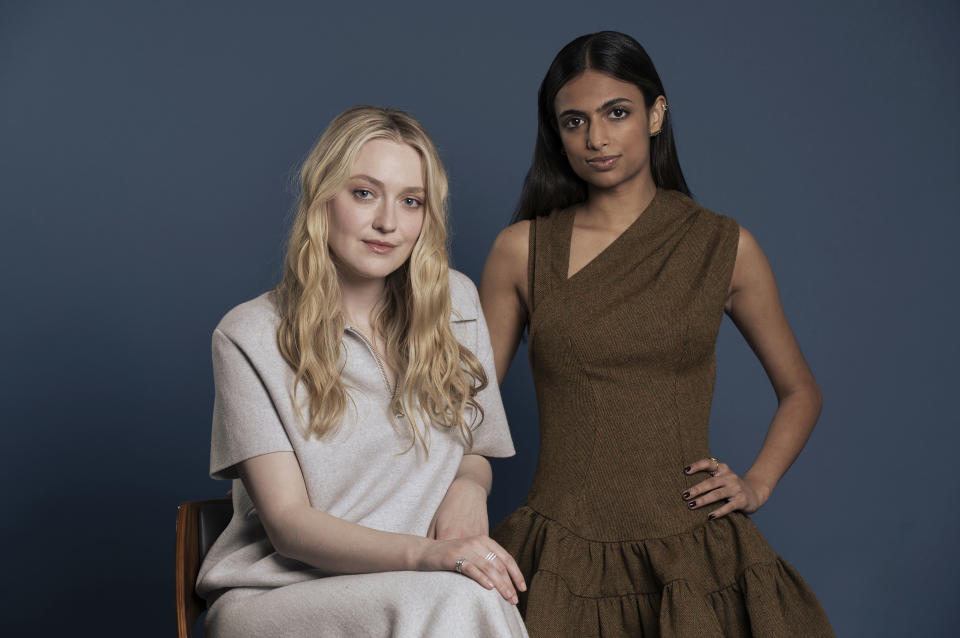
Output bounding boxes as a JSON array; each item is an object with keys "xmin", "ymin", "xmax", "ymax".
[
  {"xmin": 584, "ymin": 170, "xmax": 657, "ymax": 224},
  {"xmin": 339, "ymin": 274, "xmax": 387, "ymax": 333}
]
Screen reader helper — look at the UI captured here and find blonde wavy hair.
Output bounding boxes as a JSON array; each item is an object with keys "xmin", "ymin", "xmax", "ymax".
[{"xmin": 275, "ymin": 105, "xmax": 487, "ymax": 452}]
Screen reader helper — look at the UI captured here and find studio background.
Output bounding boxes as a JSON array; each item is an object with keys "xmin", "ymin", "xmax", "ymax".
[{"xmin": 2, "ymin": 1, "xmax": 957, "ymax": 635}]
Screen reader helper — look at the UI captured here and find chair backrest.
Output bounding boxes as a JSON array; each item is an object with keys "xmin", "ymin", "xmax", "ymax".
[{"xmin": 175, "ymin": 498, "xmax": 233, "ymax": 638}]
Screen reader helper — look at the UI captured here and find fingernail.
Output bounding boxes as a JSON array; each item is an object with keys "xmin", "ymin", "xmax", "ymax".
[
  {"xmin": 684, "ymin": 466, "xmax": 691, "ymax": 473},
  {"xmin": 682, "ymin": 491, "xmax": 690, "ymax": 499},
  {"xmin": 688, "ymin": 500, "xmax": 696, "ymax": 508},
  {"xmin": 520, "ymin": 582, "xmax": 527, "ymax": 592},
  {"xmin": 708, "ymin": 513, "xmax": 715, "ymax": 520}
]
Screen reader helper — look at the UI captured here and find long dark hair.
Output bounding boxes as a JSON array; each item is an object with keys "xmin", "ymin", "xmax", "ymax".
[{"xmin": 513, "ymin": 31, "xmax": 690, "ymax": 222}]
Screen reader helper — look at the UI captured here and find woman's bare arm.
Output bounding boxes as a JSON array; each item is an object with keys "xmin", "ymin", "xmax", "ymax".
[
  {"xmin": 240, "ymin": 451, "xmax": 424, "ymax": 572},
  {"xmin": 237, "ymin": 451, "xmax": 525, "ymax": 601},
  {"xmin": 427, "ymin": 454, "xmax": 493, "ymax": 539},
  {"xmin": 479, "ymin": 221, "xmax": 531, "ymax": 384},
  {"xmin": 684, "ymin": 226, "xmax": 823, "ymax": 518}
]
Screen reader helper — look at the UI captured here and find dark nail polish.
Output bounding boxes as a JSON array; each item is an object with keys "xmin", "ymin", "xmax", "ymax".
[
  {"xmin": 708, "ymin": 513, "xmax": 715, "ymax": 520},
  {"xmin": 684, "ymin": 466, "xmax": 691, "ymax": 473},
  {"xmin": 682, "ymin": 491, "xmax": 690, "ymax": 499},
  {"xmin": 688, "ymin": 500, "xmax": 696, "ymax": 508}
]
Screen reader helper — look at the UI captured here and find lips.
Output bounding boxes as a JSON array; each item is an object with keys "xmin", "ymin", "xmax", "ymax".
[
  {"xmin": 586, "ymin": 155, "xmax": 621, "ymax": 171},
  {"xmin": 362, "ymin": 240, "xmax": 396, "ymax": 254}
]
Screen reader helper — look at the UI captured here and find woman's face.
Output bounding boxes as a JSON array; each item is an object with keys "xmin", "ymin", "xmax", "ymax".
[
  {"xmin": 327, "ymin": 138, "xmax": 426, "ymax": 286},
  {"xmin": 553, "ymin": 69, "xmax": 665, "ymax": 191}
]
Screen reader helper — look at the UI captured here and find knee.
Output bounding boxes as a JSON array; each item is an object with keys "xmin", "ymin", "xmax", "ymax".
[{"xmin": 435, "ymin": 572, "xmax": 503, "ymax": 607}]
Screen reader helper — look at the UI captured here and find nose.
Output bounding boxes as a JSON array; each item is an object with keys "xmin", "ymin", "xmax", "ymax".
[
  {"xmin": 371, "ymin": 201, "xmax": 397, "ymax": 234},
  {"xmin": 586, "ymin": 120, "xmax": 608, "ymax": 151}
]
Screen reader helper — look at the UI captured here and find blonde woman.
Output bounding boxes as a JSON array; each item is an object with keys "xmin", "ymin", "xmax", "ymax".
[{"xmin": 196, "ymin": 106, "xmax": 528, "ymax": 638}]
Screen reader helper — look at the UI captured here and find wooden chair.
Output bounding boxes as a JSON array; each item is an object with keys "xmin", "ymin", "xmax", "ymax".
[{"xmin": 175, "ymin": 498, "xmax": 233, "ymax": 638}]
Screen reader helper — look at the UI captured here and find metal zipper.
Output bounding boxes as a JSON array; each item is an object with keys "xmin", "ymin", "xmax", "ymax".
[{"xmin": 345, "ymin": 326, "xmax": 403, "ymax": 419}]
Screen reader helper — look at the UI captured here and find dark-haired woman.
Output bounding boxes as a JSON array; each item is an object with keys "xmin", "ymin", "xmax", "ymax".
[{"xmin": 481, "ymin": 32, "xmax": 834, "ymax": 636}]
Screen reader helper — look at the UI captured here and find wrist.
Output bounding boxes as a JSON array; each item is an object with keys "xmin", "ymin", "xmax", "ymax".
[
  {"xmin": 743, "ymin": 473, "xmax": 775, "ymax": 503},
  {"xmin": 406, "ymin": 535, "xmax": 433, "ymax": 571}
]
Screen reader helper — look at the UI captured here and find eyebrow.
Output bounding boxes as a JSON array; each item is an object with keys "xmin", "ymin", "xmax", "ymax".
[
  {"xmin": 350, "ymin": 174, "xmax": 384, "ymax": 188},
  {"xmin": 557, "ymin": 97, "xmax": 634, "ymax": 120},
  {"xmin": 350, "ymin": 174, "xmax": 424, "ymax": 194}
]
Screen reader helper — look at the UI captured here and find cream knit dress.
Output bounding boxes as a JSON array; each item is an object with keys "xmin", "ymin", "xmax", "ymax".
[{"xmin": 197, "ymin": 270, "xmax": 527, "ymax": 638}]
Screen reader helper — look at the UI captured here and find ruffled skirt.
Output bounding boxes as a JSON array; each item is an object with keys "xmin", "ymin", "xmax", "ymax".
[{"xmin": 493, "ymin": 506, "xmax": 833, "ymax": 637}]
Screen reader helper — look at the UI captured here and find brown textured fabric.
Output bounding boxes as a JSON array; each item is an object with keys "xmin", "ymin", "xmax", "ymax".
[{"xmin": 493, "ymin": 190, "xmax": 834, "ymax": 637}]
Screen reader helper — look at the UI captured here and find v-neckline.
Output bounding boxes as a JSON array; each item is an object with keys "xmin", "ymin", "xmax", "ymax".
[{"xmin": 562, "ymin": 189, "xmax": 662, "ymax": 282}]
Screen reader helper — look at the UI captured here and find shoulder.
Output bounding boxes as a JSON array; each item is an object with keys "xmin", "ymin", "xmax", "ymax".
[
  {"xmin": 213, "ymin": 291, "xmax": 280, "ymax": 352},
  {"xmin": 489, "ymin": 220, "xmax": 530, "ymax": 262},
  {"xmin": 665, "ymin": 192, "xmax": 741, "ymax": 253},
  {"xmin": 663, "ymin": 190, "xmax": 739, "ymax": 233},
  {"xmin": 484, "ymin": 220, "xmax": 530, "ymax": 283},
  {"xmin": 496, "ymin": 219, "xmax": 532, "ymax": 248},
  {"xmin": 731, "ymin": 224, "xmax": 768, "ymax": 277},
  {"xmin": 735, "ymin": 224, "xmax": 759, "ymax": 252},
  {"xmin": 448, "ymin": 269, "xmax": 480, "ymax": 321}
]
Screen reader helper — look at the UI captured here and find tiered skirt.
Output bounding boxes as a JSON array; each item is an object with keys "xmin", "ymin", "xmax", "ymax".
[{"xmin": 494, "ymin": 506, "xmax": 834, "ymax": 637}]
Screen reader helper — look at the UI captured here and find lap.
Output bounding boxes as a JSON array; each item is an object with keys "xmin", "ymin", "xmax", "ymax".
[{"xmin": 205, "ymin": 571, "xmax": 528, "ymax": 638}]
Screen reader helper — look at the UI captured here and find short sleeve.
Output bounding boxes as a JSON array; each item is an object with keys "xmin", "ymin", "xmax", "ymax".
[
  {"xmin": 450, "ymin": 273, "xmax": 516, "ymax": 458},
  {"xmin": 209, "ymin": 328, "xmax": 294, "ymax": 479}
]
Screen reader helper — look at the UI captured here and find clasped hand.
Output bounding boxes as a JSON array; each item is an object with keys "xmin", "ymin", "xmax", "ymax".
[
  {"xmin": 422, "ymin": 476, "xmax": 526, "ymax": 604},
  {"xmin": 682, "ymin": 458, "xmax": 771, "ymax": 520}
]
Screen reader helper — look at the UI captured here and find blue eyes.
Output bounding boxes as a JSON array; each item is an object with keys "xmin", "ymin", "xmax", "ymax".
[{"xmin": 352, "ymin": 189, "xmax": 423, "ymax": 209}]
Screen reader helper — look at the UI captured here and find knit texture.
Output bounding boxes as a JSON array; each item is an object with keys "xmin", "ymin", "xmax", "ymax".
[{"xmin": 492, "ymin": 190, "xmax": 834, "ymax": 637}]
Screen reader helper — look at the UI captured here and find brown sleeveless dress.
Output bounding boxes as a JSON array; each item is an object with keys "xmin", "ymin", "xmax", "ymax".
[{"xmin": 492, "ymin": 190, "xmax": 834, "ymax": 637}]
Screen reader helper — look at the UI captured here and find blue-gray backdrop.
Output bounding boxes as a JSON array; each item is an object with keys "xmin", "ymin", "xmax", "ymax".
[{"xmin": 2, "ymin": 1, "xmax": 957, "ymax": 636}]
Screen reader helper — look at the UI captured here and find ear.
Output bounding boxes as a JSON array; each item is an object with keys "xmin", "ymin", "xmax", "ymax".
[{"xmin": 648, "ymin": 95, "xmax": 668, "ymax": 136}]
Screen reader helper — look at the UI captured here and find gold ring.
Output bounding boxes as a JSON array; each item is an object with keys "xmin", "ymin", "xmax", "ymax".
[{"xmin": 710, "ymin": 457, "xmax": 720, "ymax": 475}]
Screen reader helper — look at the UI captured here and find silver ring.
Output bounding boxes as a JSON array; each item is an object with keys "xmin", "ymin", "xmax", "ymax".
[
  {"xmin": 455, "ymin": 557, "xmax": 466, "ymax": 574},
  {"xmin": 483, "ymin": 551, "xmax": 496, "ymax": 562}
]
